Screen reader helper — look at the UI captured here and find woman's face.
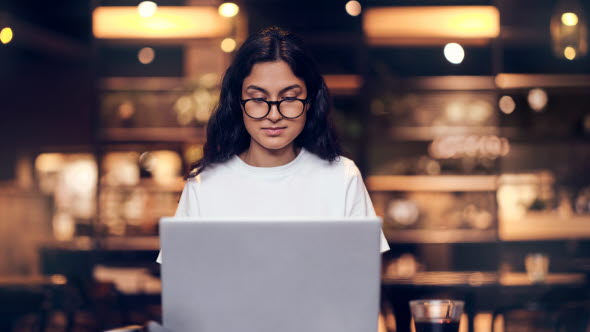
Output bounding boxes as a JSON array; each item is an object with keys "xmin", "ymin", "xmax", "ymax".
[{"xmin": 241, "ymin": 60, "xmax": 307, "ymax": 152}]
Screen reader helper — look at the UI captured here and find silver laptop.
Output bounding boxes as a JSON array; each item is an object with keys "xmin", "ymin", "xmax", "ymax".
[{"xmin": 159, "ymin": 217, "xmax": 383, "ymax": 332}]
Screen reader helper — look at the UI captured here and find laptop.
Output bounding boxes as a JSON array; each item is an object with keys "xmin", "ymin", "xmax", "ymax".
[{"xmin": 159, "ymin": 217, "xmax": 383, "ymax": 332}]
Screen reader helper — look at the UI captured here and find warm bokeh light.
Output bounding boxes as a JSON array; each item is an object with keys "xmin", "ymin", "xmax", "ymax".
[
  {"xmin": 93, "ymin": 7, "xmax": 232, "ymax": 39},
  {"xmin": 138, "ymin": 47, "xmax": 155, "ymax": 64},
  {"xmin": 176, "ymin": 96, "xmax": 192, "ymax": 113},
  {"xmin": 364, "ymin": 6, "xmax": 500, "ymax": 46},
  {"xmin": 444, "ymin": 43, "xmax": 465, "ymax": 64},
  {"xmin": 469, "ymin": 100, "xmax": 493, "ymax": 122},
  {"xmin": 429, "ymin": 135, "xmax": 510, "ymax": 159},
  {"xmin": 561, "ymin": 12, "xmax": 579, "ymax": 26},
  {"xmin": 175, "ymin": 95, "xmax": 193, "ymax": 125},
  {"xmin": 499, "ymin": 95, "xmax": 516, "ymax": 114},
  {"xmin": 220, "ymin": 37, "xmax": 236, "ymax": 52},
  {"xmin": 103, "ymin": 152, "xmax": 140, "ymax": 186},
  {"xmin": 50, "ymin": 275, "xmax": 68, "ymax": 285},
  {"xmin": 192, "ymin": 89, "xmax": 216, "ymax": 123},
  {"xmin": 564, "ymin": 46, "xmax": 577, "ymax": 60},
  {"xmin": 57, "ymin": 158, "xmax": 98, "ymax": 219},
  {"xmin": 387, "ymin": 200, "xmax": 419, "ymax": 226},
  {"xmin": 35, "ymin": 153, "xmax": 97, "ymax": 202},
  {"xmin": 150, "ymin": 150, "xmax": 182, "ymax": 186},
  {"xmin": 443, "ymin": 99, "xmax": 493, "ymax": 124},
  {"xmin": 345, "ymin": 1, "xmax": 362, "ymax": 17},
  {"xmin": 118, "ymin": 101, "xmax": 135, "ymax": 119},
  {"xmin": 527, "ymin": 88, "xmax": 548, "ymax": 112},
  {"xmin": 218, "ymin": 2, "xmax": 239, "ymax": 18},
  {"xmin": 551, "ymin": 8, "xmax": 587, "ymax": 60},
  {"xmin": 498, "ymin": 172, "xmax": 553, "ymax": 223},
  {"xmin": 35, "ymin": 153, "xmax": 66, "ymax": 173},
  {"xmin": 0, "ymin": 27, "xmax": 13, "ymax": 44},
  {"xmin": 138, "ymin": 1, "xmax": 158, "ymax": 18},
  {"xmin": 52, "ymin": 211, "xmax": 76, "ymax": 242},
  {"xmin": 63, "ymin": 159, "xmax": 98, "ymax": 195}
]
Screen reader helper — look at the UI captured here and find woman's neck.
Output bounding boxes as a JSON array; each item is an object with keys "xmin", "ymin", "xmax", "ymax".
[{"xmin": 239, "ymin": 143, "xmax": 300, "ymax": 167}]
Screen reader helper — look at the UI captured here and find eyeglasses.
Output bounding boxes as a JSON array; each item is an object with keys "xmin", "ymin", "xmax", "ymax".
[{"xmin": 240, "ymin": 97, "xmax": 308, "ymax": 119}]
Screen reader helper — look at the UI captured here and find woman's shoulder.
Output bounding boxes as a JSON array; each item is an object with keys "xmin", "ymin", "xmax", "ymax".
[
  {"xmin": 185, "ymin": 159, "xmax": 232, "ymax": 184},
  {"xmin": 304, "ymin": 151, "xmax": 360, "ymax": 178}
]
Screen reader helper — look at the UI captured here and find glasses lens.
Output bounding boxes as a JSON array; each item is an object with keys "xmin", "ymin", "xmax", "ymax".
[
  {"xmin": 279, "ymin": 99, "xmax": 305, "ymax": 118},
  {"xmin": 244, "ymin": 99, "xmax": 269, "ymax": 118}
]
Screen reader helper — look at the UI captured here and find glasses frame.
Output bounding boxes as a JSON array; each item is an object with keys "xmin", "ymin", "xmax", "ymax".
[{"xmin": 240, "ymin": 97, "xmax": 308, "ymax": 119}]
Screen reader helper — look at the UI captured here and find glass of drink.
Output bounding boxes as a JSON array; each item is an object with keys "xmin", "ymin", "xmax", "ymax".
[
  {"xmin": 525, "ymin": 253, "xmax": 549, "ymax": 283},
  {"xmin": 410, "ymin": 299, "xmax": 464, "ymax": 332}
]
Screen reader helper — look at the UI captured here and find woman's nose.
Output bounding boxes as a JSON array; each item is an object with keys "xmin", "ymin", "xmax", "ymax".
[{"xmin": 266, "ymin": 103, "xmax": 282, "ymax": 121}]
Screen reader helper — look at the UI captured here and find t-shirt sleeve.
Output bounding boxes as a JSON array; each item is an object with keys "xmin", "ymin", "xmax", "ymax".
[
  {"xmin": 156, "ymin": 179, "xmax": 200, "ymax": 263},
  {"xmin": 345, "ymin": 163, "xmax": 390, "ymax": 253}
]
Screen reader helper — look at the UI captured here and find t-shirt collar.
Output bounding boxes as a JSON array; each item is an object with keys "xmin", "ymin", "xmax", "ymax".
[{"xmin": 228, "ymin": 147, "xmax": 308, "ymax": 177}]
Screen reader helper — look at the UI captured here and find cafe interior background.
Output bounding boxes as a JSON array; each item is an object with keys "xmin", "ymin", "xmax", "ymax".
[{"xmin": 0, "ymin": 0, "xmax": 589, "ymax": 331}]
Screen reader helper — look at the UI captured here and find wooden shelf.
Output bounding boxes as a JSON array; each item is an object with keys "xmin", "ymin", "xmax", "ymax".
[
  {"xmin": 495, "ymin": 73, "xmax": 590, "ymax": 89},
  {"xmin": 100, "ymin": 236, "xmax": 160, "ymax": 251},
  {"xmin": 100, "ymin": 77, "xmax": 188, "ymax": 91},
  {"xmin": 42, "ymin": 236, "xmax": 161, "ymax": 251},
  {"xmin": 382, "ymin": 126, "xmax": 590, "ymax": 143},
  {"xmin": 384, "ymin": 229, "xmax": 497, "ymax": 244},
  {"xmin": 387, "ymin": 126, "xmax": 496, "ymax": 142},
  {"xmin": 101, "ymin": 127, "xmax": 205, "ymax": 143},
  {"xmin": 100, "ymin": 178, "xmax": 185, "ymax": 192},
  {"xmin": 393, "ymin": 76, "xmax": 496, "ymax": 91},
  {"xmin": 500, "ymin": 212, "xmax": 590, "ymax": 241},
  {"xmin": 367, "ymin": 175, "xmax": 499, "ymax": 192}
]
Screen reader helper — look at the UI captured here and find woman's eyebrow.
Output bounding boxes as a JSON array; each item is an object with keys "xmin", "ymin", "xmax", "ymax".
[
  {"xmin": 279, "ymin": 84, "xmax": 302, "ymax": 94},
  {"xmin": 245, "ymin": 84, "xmax": 302, "ymax": 95},
  {"xmin": 245, "ymin": 85, "xmax": 268, "ymax": 94}
]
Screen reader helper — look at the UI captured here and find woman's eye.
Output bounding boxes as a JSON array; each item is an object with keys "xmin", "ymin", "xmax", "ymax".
[
  {"xmin": 282, "ymin": 97, "xmax": 297, "ymax": 101},
  {"xmin": 252, "ymin": 98, "xmax": 267, "ymax": 102}
]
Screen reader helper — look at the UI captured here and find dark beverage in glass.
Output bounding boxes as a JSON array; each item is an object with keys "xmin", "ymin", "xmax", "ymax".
[
  {"xmin": 414, "ymin": 319, "xmax": 460, "ymax": 332},
  {"xmin": 410, "ymin": 300, "xmax": 464, "ymax": 332}
]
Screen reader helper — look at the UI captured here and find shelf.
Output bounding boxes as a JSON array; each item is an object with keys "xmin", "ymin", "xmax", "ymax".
[
  {"xmin": 100, "ymin": 236, "xmax": 160, "ymax": 251},
  {"xmin": 382, "ymin": 272, "xmax": 586, "ymax": 286},
  {"xmin": 100, "ymin": 77, "xmax": 187, "ymax": 92},
  {"xmin": 101, "ymin": 178, "xmax": 185, "ymax": 192},
  {"xmin": 392, "ymin": 76, "xmax": 496, "ymax": 91},
  {"xmin": 101, "ymin": 127, "xmax": 205, "ymax": 143},
  {"xmin": 384, "ymin": 229, "xmax": 497, "ymax": 244},
  {"xmin": 323, "ymin": 75, "xmax": 362, "ymax": 96},
  {"xmin": 367, "ymin": 175, "xmax": 499, "ymax": 192},
  {"xmin": 390, "ymin": 126, "xmax": 500, "ymax": 141},
  {"xmin": 101, "ymin": 75, "xmax": 364, "ymax": 95},
  {"xmin": 370, "ymin": 74, "xmax": 590, "ymax": 92},
  {"xmin": 386, "ymin": 126, "xmax": 517, "ymax": 142},
  {"xmin": 382, "ymin": 126, "xmax": 590, "ymax": 143},
  {"xmin": 495, "ymin": 74, "xmax": 590, "ymax": 89},
  {"xmin": 42, "ymin": 236, "xmax": 161, "ymax": 251},
  {"xmin": 500, "ymin": 212, "xmax": 590, "ymax": 241}
]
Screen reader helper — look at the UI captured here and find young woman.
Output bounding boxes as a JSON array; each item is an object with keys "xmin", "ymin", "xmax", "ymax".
[{"xmin": 157, "ymin": 26, "xmax": 388, "ymax": 263}]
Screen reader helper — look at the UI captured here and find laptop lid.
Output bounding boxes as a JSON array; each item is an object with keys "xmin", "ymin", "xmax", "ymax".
[{"xmin": 160, "ymin": 217, "xmax": 382, "ymax": 332}]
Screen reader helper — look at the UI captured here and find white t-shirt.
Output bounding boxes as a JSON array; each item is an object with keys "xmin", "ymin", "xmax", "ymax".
[{"xmin": 157, "ymin": 148, "xmax": 389, "ymax": 263}]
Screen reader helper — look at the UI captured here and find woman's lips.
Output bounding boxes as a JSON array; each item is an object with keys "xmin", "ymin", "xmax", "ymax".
[{"xmin": 262, "ymin": 127, "xmax": 286, "ymax": 135}]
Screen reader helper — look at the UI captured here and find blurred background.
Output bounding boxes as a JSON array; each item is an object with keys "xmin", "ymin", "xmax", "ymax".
[{"xmin": 0, "ymin": 0, "xmax": 589, "ymax": 331}]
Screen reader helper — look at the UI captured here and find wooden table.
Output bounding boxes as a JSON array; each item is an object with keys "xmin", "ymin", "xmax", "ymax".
[
  {"xmin": 0, "ymin": 274, "xmax": 74, "ymax": 331},
  {"xmin": 382, "ymin": 271, "xmax": 587, "ymax": 332}
]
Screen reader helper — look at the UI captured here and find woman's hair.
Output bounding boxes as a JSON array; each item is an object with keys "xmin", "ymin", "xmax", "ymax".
[{"xmin": 187, "ymin": 26, "xmax": 342, "ymax": 177}]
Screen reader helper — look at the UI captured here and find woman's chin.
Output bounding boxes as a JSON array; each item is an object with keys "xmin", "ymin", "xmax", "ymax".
[{"xmin": 255, "ymin": 138, "xmax": 293, "ymax": 151}]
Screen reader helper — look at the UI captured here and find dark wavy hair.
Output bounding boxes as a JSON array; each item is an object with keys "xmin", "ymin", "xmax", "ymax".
[{"xmin": 187, "ymin": 26, "xmax": 342, "ymax": 177}]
